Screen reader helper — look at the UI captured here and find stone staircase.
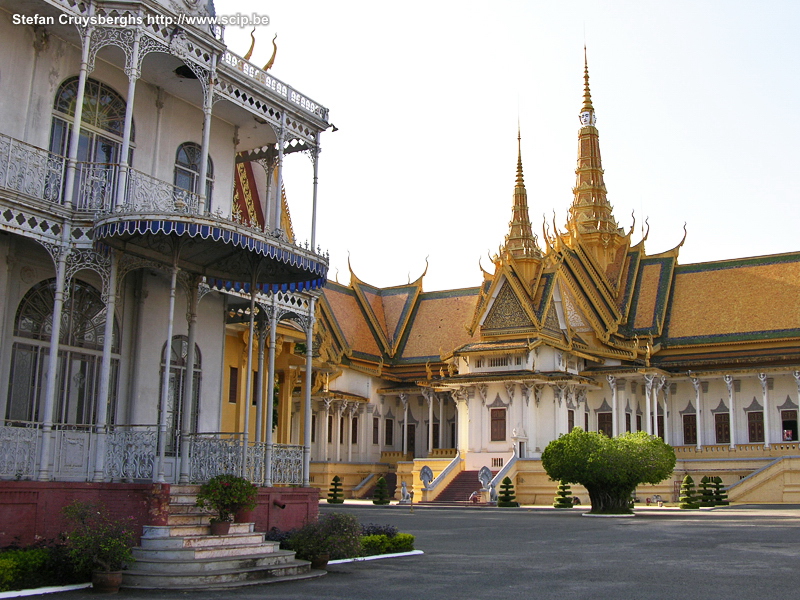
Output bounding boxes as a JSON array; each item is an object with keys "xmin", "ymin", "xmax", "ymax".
[
  {"xmin": 121, "ymin": 485, "xmax": 324, "ymax": 590},
  {"xmin": 419, "ymin": 470, "xmax": 485, "ymax": 505}
]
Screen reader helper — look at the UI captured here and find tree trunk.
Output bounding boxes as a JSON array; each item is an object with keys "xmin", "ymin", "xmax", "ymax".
[{"xmin": 586, "ymin": 486, "xmax": 633, "ymax": 514}]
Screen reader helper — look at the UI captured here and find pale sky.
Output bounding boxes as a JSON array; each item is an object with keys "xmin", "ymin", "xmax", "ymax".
[{"xmin": 219, "ymin": 1, "xmax": 800, "ymax": 292}]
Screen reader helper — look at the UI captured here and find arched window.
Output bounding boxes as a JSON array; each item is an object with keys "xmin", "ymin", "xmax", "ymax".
[
  {"xmin": 174, "ymin": 142, "xmax": 213, "ymax": 211},
  {"xmin": 49, "ymin": 77, "xmax": 133, "ymax": 163},
  {"xmin": 49, "ymin": 77, "xmax": 134, "ymax": 209},
  {"xmin": 159, "ymin": 335, "xmax": 201, "ymax": 454},
  {"xmin": 6, "ymin": 278, "xmax": 120, "ymax": 425}
]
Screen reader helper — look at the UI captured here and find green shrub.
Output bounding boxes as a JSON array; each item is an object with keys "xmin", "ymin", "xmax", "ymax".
[
  {"xmin": 386, "ymin": 533, "xmax": 415, "ymax": 553},
  {"xmin": 553, "ymin": 481, "xmax": 573, "ymax": 509},
  {"xmin": 0, "ymin": 541, "xmax": 86, "ymax": 592},
  {"xmin": 679, "ymin": 474, "xmax": 700, "ymax": 509},
  {"xmin": 62, "ymin": 501, "xmax": 136, "ymax": 572},
  {"xmin": 0, "ymin": 557, "xmax": 18, "ymax": 592},
  {"xmin": 712, "ymin": 476, "xmax": 729, "ymax": 506},
  {"xmin": 360, "ymin": 534, "xmax": 391, "ymax": 556},
  {"xmin": 497, "ymin": 477, "xmax": 519, "ymax": 507},
  {"xmin": 286, "ymin": 513, "xmax": 362, "ymax": 560},
  {"xmin": 327, "ymin": 476, "xmax": 345, "ymax": 504},
  {"xmin": 372, "ymin": 476, "xmax": 391, "ymax": 505},
  {"xmin": 698, "ymin": 476, "xmax": 715, "ymax": 507}
]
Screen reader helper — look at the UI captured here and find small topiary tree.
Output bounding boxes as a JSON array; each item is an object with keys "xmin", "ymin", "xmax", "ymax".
[
  {"xmin": 553, "ymin": 481, "xmax": 573, "ymax": 509},
  {"xmin": 373, "ymin": 476, "xmax": 391, "ymax": 505},
  {"xmin": 712, "ymin": 476, "xmax": 729, "ymax": 506},
  {"xmin": 679, "ymin": 474, "xmax": 699, "ymax": 509},
  {"xmin": 497, "ymin": 476, "xmax": 519, "ymax": 507},
  {"xmin": 327, "ymin": 475, "xmax": 344, "ymax": 504},
  {"xmin": 698, "ymin": 476, "xmax": 715, "ymax": 507}
]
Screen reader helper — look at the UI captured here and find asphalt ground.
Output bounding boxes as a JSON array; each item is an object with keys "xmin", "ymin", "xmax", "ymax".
[{"xmin": 55, "ymin": 503, "xmax": 800, "ymax": 600}]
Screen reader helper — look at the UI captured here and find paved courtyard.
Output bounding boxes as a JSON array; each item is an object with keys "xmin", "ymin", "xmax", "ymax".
[{"xmin": 57, "ymin": 504, "xmax": 800, "ymax": 600}]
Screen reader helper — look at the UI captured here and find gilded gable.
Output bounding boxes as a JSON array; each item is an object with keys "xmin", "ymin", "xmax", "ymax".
[{"xmin": 483, "ymin": 282, "xmax": 534, "ymax": 330}]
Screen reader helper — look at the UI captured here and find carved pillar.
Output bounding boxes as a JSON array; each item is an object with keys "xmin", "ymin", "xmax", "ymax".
[
  {"xmin": 254, "ymin": 317, "xmax": 267, "ymax": 443},
  {"xmin": 438, "ymin": 394, "xmax": 445, "ymax": 449},
  {"xmin": 659, "ymin": 376, "xmax": 670, "ymax": 445},
  {"xmin": 724, "ymin": 375, "xmax": 736, "ymax": 449},
  {"xmin": 400, "ymin": 393, "xmax": 409, "ymax": 456},
  {"xmin": 452, "ymin": 389, "xmax": 469, "ymax": 454},
  {"xmin": 691, "ymin": 376, "xmax": 702, "ymax": 449},
  {"xmin": 302, "ymin": 299, "xmax": 316, "ymax": 485},
  {"xmin": 178, "ymin": 277, "xmax": 201, "ymax": 484},
  {"xmin": 273, "ymin": 117, "xmax": 285, "ymax": 231},
  {"xmin": 759, "ymin": 373, "xmax": 770, "ymax": 448},
  {"xmin": 425, "ymin": 390, "xmax": 434, "ymax": 456},
  {"xmin": 264, "ymin": 298, "xmax": 277, "ymax": 486},
  {"xmin": 91, "ymin": 251, "xmax": 117, "ymax": 482},
  {"xmin": 156, "ymin": 263, "xmax": 179, "ymax": 483},
  {"xmin": 310, "ymin": 137, "xmax": 320, "ymax": 248},
  {"xmin": 116, "ymin": 29, "xmax": 140, "ymax": 209},
  {"xmin": 62, "ymin": 18, "xmax": 94, "ymax": 209},
  {"xmin": 241, "ymin": 286, "xmax": 257, "ymax": 478},
  {"xmin": 644, "ymin": 375, "xmax": 654, "ymax": 435},
  {"xmin": 607, "ymin": 375, "xmax": 618, "ymax": 437},
  {"xmin": 322, "ymin": 399, "xmax": 331, "ymax": 463},
  {"xmin": 197, "ymin": 53, "xmax": 217, "ymax": 212},
  {"xmin": 334, "ymin": 401, "xmax": 344, "ymax": 463}
]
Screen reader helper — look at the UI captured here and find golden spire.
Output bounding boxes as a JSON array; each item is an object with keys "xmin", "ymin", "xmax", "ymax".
[
  {"xmin": 581, "ymin": 45, "xmax": 595, "ymax": 117},
  {"xmin": 566, "ymin": 49, "xmax": 617, "ymax": 239},
  {"xmin": 504, "ymin": 128, "xmax": 541, "ymax": 260}
]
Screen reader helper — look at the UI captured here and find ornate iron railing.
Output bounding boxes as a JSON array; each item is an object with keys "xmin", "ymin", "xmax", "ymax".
[
  {"xmin": 185, "ymin": 434, "xmax": 303, "ymax": 485},
  {"xmin": 220, "ymin": 51, "xmax": 329, "ymax": 121},
  {"xmin": 105, "ymin": 425, "xmax": 157, "ymax": 481},
  {"xmin": 0, "ymin": 134, "xmax": 65, "ymax": 204},
  {"xmin": 271, "ymin": 444, "xmax": 303, "ymax": 485},
  {"xmin": 0, "ymin": 421, "xmax": 39, "ymax": 479},
  {"xmin": 187, "ymin": 433, "xmax": 244, "ymax": 482},
  {"xmin": 123, "ymin": 168, "xmax": 202, "ymax": 215},
  {"xmin": 74, "ymin": 162, "xmax": 119, "ymax": 212}
]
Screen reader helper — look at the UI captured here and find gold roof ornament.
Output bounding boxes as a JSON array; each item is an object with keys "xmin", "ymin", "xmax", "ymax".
[
  {"xmin": 243, "ymin": 27, "xmax": 256, "ymax": 61},
  {"xmin": 502, "ymin": 128, "xmax": 542, "ymax": 267},
  {"xmin": 263, "ymin": 34, "xmax": 278, "ymax": 71}
]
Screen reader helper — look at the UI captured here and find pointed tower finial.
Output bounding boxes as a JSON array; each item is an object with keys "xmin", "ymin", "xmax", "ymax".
[
  {"xmin": 504, "ymin": 129, "xmax": 541, "ymax": 261},
  {"xmin": 566, "ymin": 50, "xmax": 618, "ymax": 245},
  {"xmin": 580, "ymin": 46, "xmax": 596, "ymax": 126},
  {"xmin": 516, "ymin": 123, "xmax": 524, "ymax": 187}
]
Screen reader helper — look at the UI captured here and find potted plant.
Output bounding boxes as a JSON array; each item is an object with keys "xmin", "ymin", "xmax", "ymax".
[
  {"xmin": 62, "ymin": 500, "xmax": 136, "ymax": 593},
  {"xmin": 195, "ymin": 474, "xmax": 258, "ymax": 534}
]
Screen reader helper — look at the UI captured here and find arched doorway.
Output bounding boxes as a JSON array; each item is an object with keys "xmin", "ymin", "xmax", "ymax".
[
  {"xmin": 159, "ymin": 335, "xmax": 201, "ymax": 454},
  {"xmin": 6, "ymin": 278, "xmax": 120, "ymax": 426}
]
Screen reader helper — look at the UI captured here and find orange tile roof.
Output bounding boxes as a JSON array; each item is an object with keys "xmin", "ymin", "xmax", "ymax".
[
  {"xmin": 322, "ymin": 284, "xmax": 382, "ymax": 357},
  {"xmin": 667, "ymin": 256, "xmax": 800, "ymax": 342},
  {"xmin": 399, "ymin": 290, "xmax": 479, "ymax": 360},
  {"xmin": 633, "ymin": 262, "xmax": 662, "ymax": 329}
]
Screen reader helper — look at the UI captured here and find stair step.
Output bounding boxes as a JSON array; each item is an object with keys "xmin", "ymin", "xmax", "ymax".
[
  {"xmin": 134, "ymin": 541, "xmax": 280, "ymax": 560},
  {"xmin": 166, "ymin": 514, "xmax": 211, "ymax": 526},
  {"xmin": 130, "ymin": 549, "xmax": 294, "ymax": 572},
  {"xmin": 143, "ymin": 522, "xmax": 254, "ymax": 538},
  {"xmin": 169, "ymin": 485, "xmax": 201, "ymax": 494},
  {"xmin": 122, "ymin": 560, "xmax": 321, "ymax": 589},
  {"xmin": 140, "ymin": 532, "xmax": 266, "ymax": 550}
]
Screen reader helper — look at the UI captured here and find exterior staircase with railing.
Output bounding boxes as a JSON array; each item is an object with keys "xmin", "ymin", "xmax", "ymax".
[
  {"xmin": 121, "ymin": 485, "xmax": 324, "ymax": 590},
  {"xmin": 418, "ymin": 470, "xmax": 484, "ymax": 505}
]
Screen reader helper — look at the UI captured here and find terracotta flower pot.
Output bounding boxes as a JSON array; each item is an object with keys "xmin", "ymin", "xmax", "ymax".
[
  {"xmin": 92, "ymin": 570, "xmax": 123, "ymax": 594},
  {"xmin": 210, "ymin": 520, "xmax": 232, "ymax": 535}
]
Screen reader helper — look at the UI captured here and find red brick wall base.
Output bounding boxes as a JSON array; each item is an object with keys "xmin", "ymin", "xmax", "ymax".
[{"xmin": 0, "ymin": 482, "xmax": 319, "ymax": 547}]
